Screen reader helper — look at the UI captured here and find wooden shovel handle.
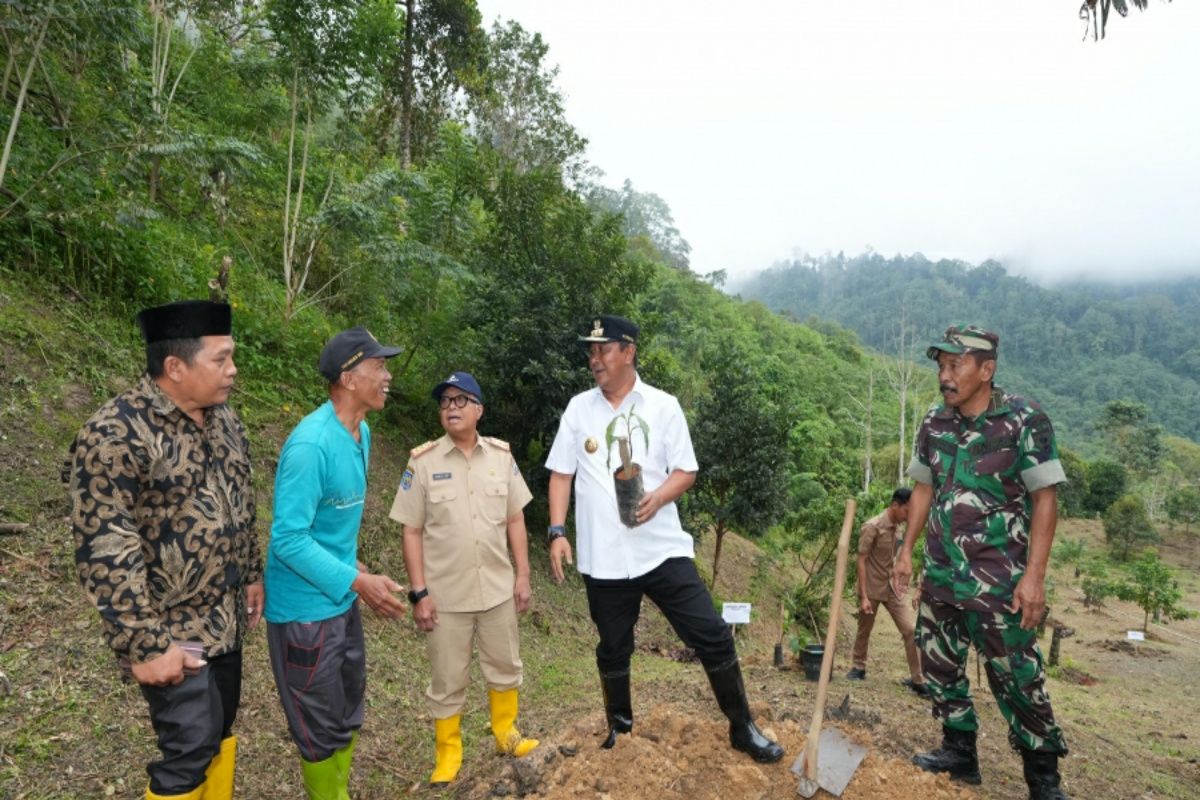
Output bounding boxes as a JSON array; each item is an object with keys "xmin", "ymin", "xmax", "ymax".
[{"xmin": 803, "ymin": 498, "xmax": 857, "ymax": 780}]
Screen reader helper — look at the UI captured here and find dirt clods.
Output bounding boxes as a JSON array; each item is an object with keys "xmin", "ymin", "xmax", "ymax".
[{"xmin": 483, "ymin": 704, "xmax": 978, "ymax": 800}]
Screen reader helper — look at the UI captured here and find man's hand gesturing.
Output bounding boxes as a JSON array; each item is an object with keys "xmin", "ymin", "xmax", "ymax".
[{"xmin": 352, "ymin": 571, "xmax": 407, "ymax": 618}]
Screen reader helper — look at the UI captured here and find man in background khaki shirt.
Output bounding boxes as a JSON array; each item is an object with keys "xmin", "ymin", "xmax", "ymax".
[
  {"xmin": 848, "ymin": 487, "xmax": 928, "ymax": 696},
  {"xmin": 389, "ymin": 371, "xmax": 538, "ymax": 786}
]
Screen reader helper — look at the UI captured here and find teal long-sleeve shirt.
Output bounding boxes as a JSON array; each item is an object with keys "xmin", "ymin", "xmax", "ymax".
[{"xmin": 264, "ymin": 401, "xmax": 370, "ymax": 623}]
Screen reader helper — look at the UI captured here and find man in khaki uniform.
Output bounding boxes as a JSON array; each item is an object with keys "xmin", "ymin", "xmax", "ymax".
[
  {"xmin": 389, "ymin": 371, "xmax": 538, "ymax": 786},
  {"xmin": 847, "ymin": 488, "xmax": 928, "ymax": 696}
]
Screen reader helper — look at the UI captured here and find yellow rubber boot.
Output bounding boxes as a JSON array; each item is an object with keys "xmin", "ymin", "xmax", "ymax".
[
  {"xmin": 203, "ymin": 736, "xmax": 237, "ymax": 800},
  {"xmin": 488, "ymin": 688, "xmax": 538, "ymax": 758},
  {"xmin": 430, "ymin": 715, "xmax": 463, "ymax": 786},
  {"xmin": 145, "ymin": 782, "xmax": 205, "ymax": 799}
]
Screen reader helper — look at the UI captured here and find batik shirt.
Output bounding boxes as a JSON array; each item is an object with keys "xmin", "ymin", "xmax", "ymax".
[
  {"xmin": 68, "ymin": 375, "xmax": 260, "ymax": 663},
  {"xmin": 907, "ymin": 387, "xmax": 1065, "ymax": 610}
]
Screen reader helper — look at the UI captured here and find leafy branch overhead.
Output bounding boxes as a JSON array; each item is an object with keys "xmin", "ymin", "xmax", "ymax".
[{"xmin": 1079, "ymin": 0, "xmax": 1169, "ymax": 41}]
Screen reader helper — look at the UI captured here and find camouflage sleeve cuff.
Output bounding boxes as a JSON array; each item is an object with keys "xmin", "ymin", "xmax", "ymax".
[
  {"xmin": 906, "ymin": 457, "xmax": 933, "ymax": 485},
  {"xmin": 1021, "ymin": 459, "xmax": 1067, "ymax": 492}
]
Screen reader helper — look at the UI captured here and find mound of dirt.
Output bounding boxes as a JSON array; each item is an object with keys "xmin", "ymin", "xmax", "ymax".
[
  {"xmin": 1091, "ymin": 639, "xmax": 1168, "ymax": 657},
  {"xmin": 478, "ymin": 704, "xmax": 978, "ymax": 800},
  {"xmin": 1054, "ymin": 666, "xmax": 1099, "ymax": 686}
]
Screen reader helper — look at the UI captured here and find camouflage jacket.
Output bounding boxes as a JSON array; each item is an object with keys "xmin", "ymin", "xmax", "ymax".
[
  {"xmin": 907, "ymin": 387, "xmax": 1065, "ymax": 610},
  {"xmin": 68, "ymin": 375, "xmax": 261, "ymax": 663}
]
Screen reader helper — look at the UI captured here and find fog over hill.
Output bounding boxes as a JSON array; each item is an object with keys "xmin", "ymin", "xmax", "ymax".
[{"xmin": 735, "ymin": 251, "xmax": 1200, "ymax": 451}]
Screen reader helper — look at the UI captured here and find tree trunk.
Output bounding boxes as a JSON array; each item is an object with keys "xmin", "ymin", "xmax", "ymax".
[
  {"xmin": 0, "ymin": 15, "xmax": 49, "ymax": 193},
  {"xmin": 863, "ymin": 370, "xmax": 873, "ymax": 493},
  {"xmin": 282, "ymin": 66, "xmax": 299, "ymax": 312},
  {"xmin": 711, "ymin": 523, "xmax": 726, "ymax": 590},
  {"xmin": 149, "ymin": 154, "xmax": 161, "ymax": 202},
  {"xmin": 1048, "ymin": 625, "xmax": 1063, "ymax": 667},
  {"xmin": 400, "ymin": 0, "xmax": 415, "ymax": 168}
]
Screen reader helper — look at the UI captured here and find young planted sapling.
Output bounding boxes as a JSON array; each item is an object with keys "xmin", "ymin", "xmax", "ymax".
[{"xmin": 605, "ymin": 405, "xmax": 650, "ymax": 526}]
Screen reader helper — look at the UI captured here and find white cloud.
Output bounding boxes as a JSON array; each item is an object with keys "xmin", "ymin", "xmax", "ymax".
[{"xmin": 476, "ymin": 0, "xmax": 1200, "ymax": 282}]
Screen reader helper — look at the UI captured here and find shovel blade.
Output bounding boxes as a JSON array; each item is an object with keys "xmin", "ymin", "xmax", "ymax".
[{"xmin": 790, "ymin": 729, "xmax": 868, "ymax": 797}]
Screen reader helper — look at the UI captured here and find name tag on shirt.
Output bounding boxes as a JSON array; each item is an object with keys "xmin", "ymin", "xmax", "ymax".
[{"xmin": 433, "ymin": 472, "xmax": 452, "ymax": 481}]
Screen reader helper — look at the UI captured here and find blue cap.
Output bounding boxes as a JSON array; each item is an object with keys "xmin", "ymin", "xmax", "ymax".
[{"xmin": 431, "ymin": 371, "xmax": 483, "ymax": 403}]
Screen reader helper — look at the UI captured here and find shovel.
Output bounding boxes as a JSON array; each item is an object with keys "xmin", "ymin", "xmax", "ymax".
[{"xmin": 791, "ymin": 498, "xmax": 868, "ymax": 797}]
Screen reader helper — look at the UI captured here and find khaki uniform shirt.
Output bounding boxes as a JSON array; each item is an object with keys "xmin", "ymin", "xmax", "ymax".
[
  {"xmin": 389, "ymin": 434, "xmax": 532, "ymax": 613},
  {"xmin": 857, "ymin": 510, "xmax": 903, "ymax": 602}
]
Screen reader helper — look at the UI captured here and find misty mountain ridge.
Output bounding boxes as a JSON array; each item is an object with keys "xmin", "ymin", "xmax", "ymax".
[{"xmin": 735, "ymin": 251, "xmax": 1200, "ymax": 450}]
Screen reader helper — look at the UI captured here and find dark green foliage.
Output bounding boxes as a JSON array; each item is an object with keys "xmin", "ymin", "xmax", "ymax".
[
  {"xmin": 1085, "ymin": 460, "xmax": 1127, "ymax": 516},
  {"xmin": 1102, "ymin": 494, "xmax": 1159, "ymax": 562},
  {"xmin": 1166, "ymin": 486, "xmax": 1200, "ymax": 534},
  {"xmin": 1080, "ymin": 558, "xmax": 1118, "ymax": 609},
  {"xmin": 1051, "ymin": 537, "xmax": 1086, "ymax": 575},
  {"xmin": 1098, "ymin": 400, "xmax": 1165, "ymax": 478},
  {"xmin": 1058, "ymin": 447, "xmax": 1089, "ymax": 517},
  {"xmin": 460, "ymin": 165, "xmax": 648, "ymax": 485},
  {"xmin": 684, "ymin": 340, "xmax": 791, "ymax": 586},
  {"xmin": 1114, "ymin": 549, "xmax": 1193, "ymax": 631}
]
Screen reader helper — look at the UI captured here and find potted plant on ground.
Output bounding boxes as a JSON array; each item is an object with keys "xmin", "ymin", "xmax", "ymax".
[{"xmin": 605, "ymin": 405, "xmax": 649, "ymax": 527}]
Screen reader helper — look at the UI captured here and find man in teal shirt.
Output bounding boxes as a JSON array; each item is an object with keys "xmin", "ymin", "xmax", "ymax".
[{"xmin": 265, "ymin": 327, "xmax": 408, "ymax": 800}]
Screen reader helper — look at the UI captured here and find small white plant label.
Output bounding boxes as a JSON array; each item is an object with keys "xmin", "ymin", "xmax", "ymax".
[
  {"xmin": 722, "ymin": 602, "xmax": 752, "ymax": 624},
  {"xmin": 1127, "ymin": 630, "xmax": 1145, "ymax": 641}
]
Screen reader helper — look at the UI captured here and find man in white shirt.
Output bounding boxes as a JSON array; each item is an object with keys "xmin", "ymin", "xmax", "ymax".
[{"xmin": 545, "ymin": 315, "xmax": 783, "ymax": 763}]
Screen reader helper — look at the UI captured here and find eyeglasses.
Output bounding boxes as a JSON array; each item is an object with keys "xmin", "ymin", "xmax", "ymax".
[{"xmin": 438, "ymin": 394, "xmax": 480, "ymax": 410}]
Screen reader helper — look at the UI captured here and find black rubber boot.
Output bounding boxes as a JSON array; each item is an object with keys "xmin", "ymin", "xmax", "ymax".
[
  {"xmin": 705, "ymin": 660, "xmax": 785, "ymax": 764},
  {"xmin": 1021, "ymin": 749, "xmax": 1069, "ymax": 800},
  {"xmin": 912, "ymin": 726, "xmax": 982, "ymax": 785},
  {"xmin": 599, "ymin": 670, "xmax": 633, "ymax": 749}
]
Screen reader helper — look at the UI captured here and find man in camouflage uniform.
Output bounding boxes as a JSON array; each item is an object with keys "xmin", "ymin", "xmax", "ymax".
[{"xmin": 892, "ymin": 325, "xmax": 1069, "ymax": 800}]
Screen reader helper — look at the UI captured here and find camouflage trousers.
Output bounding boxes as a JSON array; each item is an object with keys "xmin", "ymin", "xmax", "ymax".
[{"xmin": 916, "ymin": 595, "xmax": 1067, "ymax": 754}]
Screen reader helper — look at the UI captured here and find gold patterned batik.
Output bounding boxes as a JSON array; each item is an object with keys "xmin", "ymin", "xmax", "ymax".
[{"xmin": 68, "ymin": 375, "xmax": 261, "ymax": 664}]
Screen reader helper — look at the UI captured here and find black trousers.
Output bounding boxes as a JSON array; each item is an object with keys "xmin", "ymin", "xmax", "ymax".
[
  {"xmin": 140, "ymin": 649, "xmax": 241, "ymax": 794},
  {"xmin": 267, "ymin": 602, "xmax": 366, "ymax": 763},
  {"xmin": 583, "ymin": 557, "xmax": 737, "ymax": 674}
]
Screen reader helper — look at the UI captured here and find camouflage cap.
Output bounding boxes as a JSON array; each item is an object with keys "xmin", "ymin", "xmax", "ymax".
[{"xmin": 926, "ymin": 324, "xmax": 999, "ymax": 360}]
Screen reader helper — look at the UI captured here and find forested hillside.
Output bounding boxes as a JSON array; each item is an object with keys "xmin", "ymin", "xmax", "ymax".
[
  {"xmin": 736, "ymin": 252, "xmax": 1200, "ymax": 449},
  {"xmin": 0, "ymin": 1, "xmax": 928, "ymax": 609}
]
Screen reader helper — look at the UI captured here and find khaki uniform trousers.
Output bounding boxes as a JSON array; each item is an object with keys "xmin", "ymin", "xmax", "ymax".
[
  {"xmin": 425, "ymin": 597, "xmax": 522, "ymax": 718},
  {"xmin": 851, "ymin": 592, "xmax": 922, "ymax": 682}
]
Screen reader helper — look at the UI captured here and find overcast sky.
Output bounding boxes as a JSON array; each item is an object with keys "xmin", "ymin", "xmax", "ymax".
[{"xmin": 474, "ymin": 1, "xmax": 1200, "ymax": 284}]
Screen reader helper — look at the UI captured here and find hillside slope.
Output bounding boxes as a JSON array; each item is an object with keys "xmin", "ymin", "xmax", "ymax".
[{"xmin": 2, "ymin": 282, "xmax": 1198, "ymax": 800}]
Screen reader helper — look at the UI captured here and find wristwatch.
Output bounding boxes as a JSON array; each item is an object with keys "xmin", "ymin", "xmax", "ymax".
[
  {"xmin": 407, "ymin": 587, "xmax": 429, "ymax": 604},
  {"xmin": 546, "ymin": 524, "xmax": 567, "ymax": 545}
]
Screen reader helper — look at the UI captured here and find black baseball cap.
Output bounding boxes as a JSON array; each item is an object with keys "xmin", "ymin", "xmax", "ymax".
[
  {"xmin": 318, "ymin": 327, "xmax": 402, "ymax": 382},
  {"xmin": 578, "ymin": 314, "xmax": 638, "ymax": 345}
]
